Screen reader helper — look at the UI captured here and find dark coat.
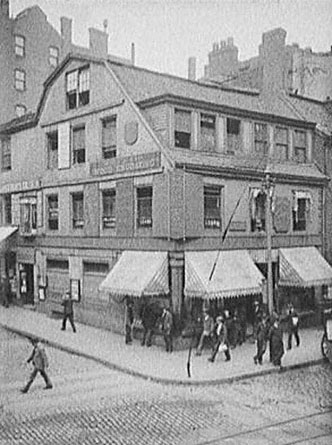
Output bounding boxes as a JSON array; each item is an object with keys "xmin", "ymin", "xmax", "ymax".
[
  {"xmin": 27, "ymin": 343, "xmax": 49, "ymax": 371},
  {"xmin": 269, "ymin": 324, "xmax": 284, "ymax": 363},
  {"xmin": 141, "ymin": 303, "xmax": 162, "ymax": 330},
  {"xmin": 62, "ymin": 296, "xmax": 74, "ymax": 316}
]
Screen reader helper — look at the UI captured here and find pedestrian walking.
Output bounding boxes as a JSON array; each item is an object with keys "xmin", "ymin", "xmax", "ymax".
[
  {"xmin": 269, "ymin": 318, "xmax": 284, "ymax": 368},
  {"xmin": 61, "ymin": 290, "xmax": 76, "ymax": 332},
  {"xmin": 253, "ymin": 315, "xmax": 268, "ymax": 365},
  {"xmin": 21, "ymin": 338, "xmax": 53, "ymax": 393},
  {"xmin": 208, "ymin": 316, "xmax": 231, "ymax": 363},
  {"xmin": 253, "ymin": 300, "xmax": 263, "ymax": 341},
  {"xmin": 1, "ymin": 275, "xmax": 9, "ymax": 308},
  {"xmin": 195, "ymin": 308, "xmax": 214, "ymax": 355},
  {"xmin": 286, "ymin": 304, "xmax": 300, "ymax": 350},
  {"xmin": 124, "ymin": 297, "xmax": 134, "ymax": 344},
  {"xmin": 238, "ymin": 304, "xmax": 247, "ymax": 345},
  {"xmin": 161, "ymin": 306, "xmax": 174, "ymax": 352}
]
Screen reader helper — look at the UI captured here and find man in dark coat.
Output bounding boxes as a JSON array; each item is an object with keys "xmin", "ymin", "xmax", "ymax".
[
  {"xmin": 208, "ymin": 316, "xmax": 231, "ymax": 362},
  {"xmin": 161, "ymin": 307, "xmax": 174, "ymax": 352},
  {"xmin": 269, "ymin": 318, "xmax": 284, "ymax": 368},
  {"xmin": 61, "ymin": 291, "xmax": 76, "ymax": 332},
  {"xmin": 253, "ymin": 315, "xmax": 268, "ymax": 365},
  {"xmin": 238, "ymin": 304, "xmax": 247, "ymax": 345},
  {"xmin": 21, "ymin": 338, "xmax": 53, "ymax": 393},
  {"xmin": 140, "ymin": 302, "xmax": 162, "ymax": 347},
  {"xmin": 195, "ymin": 308, "xmax": 214, "ymax": 355},
  {"xmin": 286, "ymin": 304, "xmax": 300, "ymax": 350},
  {"xmin": 1, "ymin": 276, "xmax": 10, "ymax": 308},
  {"xmin": 253, "ymin": 300, "xmax": 263, "ymax": 341}
]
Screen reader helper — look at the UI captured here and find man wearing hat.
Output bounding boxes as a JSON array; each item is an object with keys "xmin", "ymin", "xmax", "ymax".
[
  {"xmin": 21, "ymin": 338, "xmax": 53, "ymax": 393},
  {"xmin": 61, "ymin": 290, "xmax": 76, "ymax": 332},
  {"xmin": 208, "ymin": 316, "xmax": 231, "ymax": 363}
]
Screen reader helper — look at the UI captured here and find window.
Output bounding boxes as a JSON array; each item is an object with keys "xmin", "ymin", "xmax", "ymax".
[
  {"xmin": 72, "ymin": 192, "xmax": 84, "ymax": 229},
  {"xmin": 174, "ymin": 109, "xmax": 191, "ymax": 149},
  {"xmin": 72, "ymin": 126, "xmax": 85, "ymax": 164},
  {"xmin": 47, "ymin": 259, "xmax": 69, "ymax": 270},
  {"xmin": 47, "ymin": 131, "xmax": 58, "ymax": 169},
  {"xmin": 254, "ymin": 123, "xmax": 268, "ymax": 155},
  {"xmin": 274, "ymin": 126, "xmax": 288, "ymax": 161},
  {"xmin": 66, "ymin": 66, "xmax": 90, "ymax": 110},
  {"xmin": 102, "ymin": 190, "xmax": 116, "ymax": 229},
  {"xmin": 15, "ymin": 104, "xmax": 26, "ymax": 117},
  {"xmin": 20, "ymin": 199, "xmax": 37, "ymax": 236},
  {"xmin": 47, "ymin": 195, "xmax": 59, "ymax": 231},
  {"xmin": 204, "ymin": 186, "xmax": 221, "ymax": 229},
  {"xmin": 227, "ymin": 118, "xmax": 241, "ymax": 153},
  {"xmin": 250, "ymin": 189, "xmax": 266, "ymax": 232},
  {"xmin": 49, "ymin": 46, "xmax": 59, "ymax": 67},
  {"xmin": 15, "ymin": 69, "xmax": 25, "ymax": 91},
  {"xmin": 83, "ymin": 262, "xmax": 109, "ymax": 274},
  {"xmin": 15, "ymin": 35, "xmax": 25, "ymax": 57},
  {"xmin": 3, "ymin": 195, "xmax": 12, "ymax": 225},
  {"xmin": 137, "ymin": 187, "xmax": 152, "ymax": 228},
  {"xmin": 200, "ymin": 114, "xmax": 216, "ymax": 152},
  {"xmin": 292, "ymin": 191, "xmax": 311, "ymax": 232},
  {"xmin": 293, "ymin": 130, "xmax": 307, "ymax": 163},
  {"xmin": 1, "ymin": 137, "xmax": 11, "ymax": 171},
  {"xmin": 102, "ymin": 117, "xmax": 117, "ymax": 159}
]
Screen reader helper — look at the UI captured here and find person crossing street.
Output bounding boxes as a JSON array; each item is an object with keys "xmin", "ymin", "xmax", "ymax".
[
  {"xmin": 21, "ymin": 338, "xmax": 52, "ymax": 393},
  {"xmin": 61, "ymin": 290, "xmax": 76, "ymax": 333}
]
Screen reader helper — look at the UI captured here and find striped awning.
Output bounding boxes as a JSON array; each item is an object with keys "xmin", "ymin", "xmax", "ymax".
[
  {"xmin": 99, "ymin": 251, "xmax": 169, "ymax": 297},
  {"xmin": 0, "ymin": 226, "xmax": 18, "ymax": 250},
  {"xmin": 279, "ymin": 247, "xmax": 332, "ymax": 287},
  {"xmin": 184, "ymin": 250, "xmax": 264, "ymax": 300}
]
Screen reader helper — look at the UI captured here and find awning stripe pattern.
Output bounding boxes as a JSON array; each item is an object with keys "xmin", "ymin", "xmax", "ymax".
[
  {"xmin": 185, "ymin": 250, "xmax": 264, "ymax": 300},
  {"xmin": 0, "ymin": 226, "xmax": 18, "ymax": 243},
  {"xmin": 279, "ymin": 247, "xmax": 332, "ymax": 287},
  {"xmin": 99, "ymin": 251, "xmax": 169, "ymax": 297}
]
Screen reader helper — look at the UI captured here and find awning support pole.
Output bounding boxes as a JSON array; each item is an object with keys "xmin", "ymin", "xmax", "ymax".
[{"xmin": 263, "ymin": 173, "xmax": 275, "ymax": 315}]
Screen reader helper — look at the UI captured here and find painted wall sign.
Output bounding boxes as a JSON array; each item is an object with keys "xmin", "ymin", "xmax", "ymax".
[
  {"xmin": 229, "ymin": 220, "xmax": 247, "ymax": 232},
  {"xmin": 0, "ymin": 179, "xmax": 41, "ymax": 195},
  {"xmin": 90, "ymin": 151, "xmax": 161, "ymax": 177}
]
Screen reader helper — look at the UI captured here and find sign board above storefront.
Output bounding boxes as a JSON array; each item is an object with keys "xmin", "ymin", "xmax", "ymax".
[
  {"xmin": 0, "ymin": 179, "xmax": 41, "ymax": 195},
  {"xmin": 90, "ymin": 152, "xmax": 161, "ymax": 177}
]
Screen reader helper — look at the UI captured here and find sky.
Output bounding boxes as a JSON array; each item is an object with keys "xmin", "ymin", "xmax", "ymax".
[{"xmin": 11, "ymin": 0, "xmax": 332, "ymax": 78}]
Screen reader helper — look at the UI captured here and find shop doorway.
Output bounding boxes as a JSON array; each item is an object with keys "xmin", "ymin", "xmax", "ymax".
[{"xmin": 19, "ymin": 263, "xmax": 34, "ymax": 305}]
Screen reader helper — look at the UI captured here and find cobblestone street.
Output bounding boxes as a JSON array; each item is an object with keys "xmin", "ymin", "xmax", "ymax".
[{"xmin": 1, "ymin": 329, "xmax": 332, "ymax": 444}]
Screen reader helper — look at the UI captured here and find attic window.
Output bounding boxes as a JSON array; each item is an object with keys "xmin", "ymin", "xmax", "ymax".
[{"xmin": 66, "ymin": 66, "xmax": 90, "ymax": 110}]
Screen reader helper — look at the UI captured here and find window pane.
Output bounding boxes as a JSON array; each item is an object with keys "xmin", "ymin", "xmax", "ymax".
[
  {"xmin": 47, "ymin": 132, "xmax": 58, "ymax": 169},
  {"xmin": 73, "ymin": 127, "xmax": 85, "ymax": 164},
  {"xmin": 72, "ymin": 193, "xmax": 84, "ymax": 228},
  {"xmin": 102, "ymin": 190, "xmax": 116, "ymax": 229},
  {"xmin": 201, "ymin": 114, "xmax": 216, "ymax": 152},
  {"xmin": 204, "ymin": 187, "xmax": 221, "ymax": 229},
  {"xmin": 79, "ymin": 68, "xmax": 90, "ymax": 92},
  {"xmin": 137, "ymin": 187, "xmax": 152, "ymax": 228},
  {"xmin": 66, "ymin": 71, "xmax": 78, "ymax": 92},
  {"xmin": 227, "ymin": 118, "xmax": 241, "ymax": 135},
  {"xmin": 48, "ymin": 195, "xmax": 58, "ymax": 230},
  {"xmin": 2, "ymin": 138, "xmax": 11, "ymax": 171}
]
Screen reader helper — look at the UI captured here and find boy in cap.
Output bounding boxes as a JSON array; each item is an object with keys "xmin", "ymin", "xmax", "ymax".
[{"xmin": 21, "ymin": 338, "xmax": 53, "ymax": 393}]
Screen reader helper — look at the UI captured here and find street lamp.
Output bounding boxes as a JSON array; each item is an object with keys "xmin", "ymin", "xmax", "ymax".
[{"xmin": 262, "ymin": 172, "xmax": 275, "ymax": 315}]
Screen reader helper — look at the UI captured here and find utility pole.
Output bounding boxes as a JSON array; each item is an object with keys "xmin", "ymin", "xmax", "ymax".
[{"xmin": 262, "ymin": 173, "xmax": 275, "ymax": 315}]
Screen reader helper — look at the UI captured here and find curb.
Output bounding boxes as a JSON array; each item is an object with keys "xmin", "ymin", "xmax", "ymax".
[{"xmin": 1, "ymin": 324, "xmax": 325, "ymax": 387}]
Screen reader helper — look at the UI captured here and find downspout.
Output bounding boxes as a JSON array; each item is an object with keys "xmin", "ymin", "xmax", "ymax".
[
  {"xmin": 168, "ymin": 170, "xmax": 171, "ymax": 241},
  {"xmin": 183, "ymin": 165, "xmax": 186, "ymax": 242}
]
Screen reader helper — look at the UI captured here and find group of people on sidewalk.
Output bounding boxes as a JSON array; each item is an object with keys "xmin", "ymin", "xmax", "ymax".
[{"xmin": 195, "ymin": 301, "xmax": 301, "ymax": 368}]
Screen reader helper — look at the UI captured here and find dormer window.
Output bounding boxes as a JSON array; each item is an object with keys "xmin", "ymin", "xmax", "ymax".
[
  {"xmin": 66, "ymin": 66, "xmax": 90, "ymax": 110},
  {"xmin": 49, "ymin": 46, "xmax": 59, "ymax": 67},
  {"xmin": 174, "ymin": 109, "xmax": 191, "ymax": 149},
  {"xmin": 293, "ymin": 130, "xmax": 307, "ymax": 163}
]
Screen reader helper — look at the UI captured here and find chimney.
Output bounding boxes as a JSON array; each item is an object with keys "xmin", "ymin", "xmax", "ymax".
[
  {"xmin": 61, "ymin": 17, "xmax": 72, "ymax": 54},
  {"xmin": 89, "ymin": 27, "xmax": 108, "ymax": 57},
  {"xmin": 131, "ymin": 42, "xmax": 135, "ymax": 65},
  {"xmin": 188, "ymin": 57, "xmax": 196, "ymax": 81},
  {"xmin": 260, "ymin": 27, "xmax": 287, "ymax": 93},
  {"xmin": 0, "ymin": 0, "xmax": 9, "ymax": 17}
]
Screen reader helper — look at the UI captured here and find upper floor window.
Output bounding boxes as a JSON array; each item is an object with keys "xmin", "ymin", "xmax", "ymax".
[
  {"xmin": 254, "ymin": 123, "xmax": 268, "ymax": 156},
  {"xmin": 292, "ymin": 191, "xmax": 311, "ymax": 232},
  {"xmin": 66, "ymin": 66, "xmax": 90, "ymax": 110},
  {"xmin": 293, "ymin": 130, "xmax": 307, "ymax": 163},
  {"xmin": 47, "ymin": 131, "xmax": 58, "ymax": 169},
  {"xmin": 15, "ymin": 69, "xmax": 26, "ymax": 91},
  {"xmin": 227, "ymin": 118, "xmax": 241, "ymax": 153},
  {"xmin": 47, "ymin": 195, "xmax": 59, "ymax": 231},
  {"xmin": 250, "ymin": 188, "xmax": 266, "ymax": 232},
  {"xmin": 72, "ymin": 126, "xmax": 85, "ymax": 164},
  {"xmin": 15, "ymin": 104, "xmax": 26, "ymax": 118},
  {"xmin": 20, "ymin": 198, "xmax": 37, "ymax": 236},
  {"xmin": 72, "ymin": 192, "xmax": 84, "ymax": 229},
  {"xmin": 102, "ymin": 190, "xmax": 116, "ymax": 229},
  {"xmin": 204, "ymin": 186, "xmax": 221, "ymax": 229},
  {"xmin": 14, "ymin": 35, "xmax": 25, "ymax": 57},
  {"xmin": 137, "ymin": 186, "xmax": 152, "ymax": 228},
  {"xmin": 174, "ymin": 109, "xmax": 191, "ymax": 149},
  {"xmin": 274, "ymin": 126, "xmax": 288, "ymax": 161},
  {"xmin": 1, "ymin": 137, "xmax": 11, "ymax": 171},
  {"xmin": 200, "ymin": 114, "xmax": 216, "ymax": 152},
  {"xmin": 102, "ymin": 117, "xmax": 117, "ymax": 159},
  {"xmin": 3, "ymin": 195, "xmax": 12, "ymax": 225},
  {"xmin": 49, "ymin": 46, "xmax": 59, "ymax": 67}
]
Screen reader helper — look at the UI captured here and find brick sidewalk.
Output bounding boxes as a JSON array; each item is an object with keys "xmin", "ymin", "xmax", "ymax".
[{"xmin": 0, "ymin": 306, "xmax": 325, "ymax": 385}]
